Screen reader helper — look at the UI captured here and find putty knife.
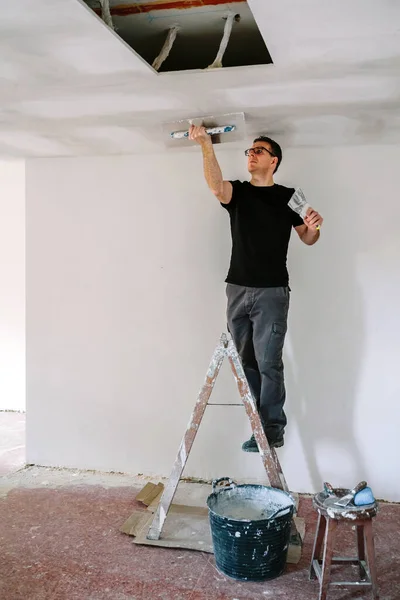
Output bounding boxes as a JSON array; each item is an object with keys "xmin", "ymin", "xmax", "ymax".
[
  {"xmin": 334, "ymin": 481, "xmax": 367, "ymax": 507},
  {"xmin": 288, "ymin": 187, "xmax": 320, "ymax": 230}
]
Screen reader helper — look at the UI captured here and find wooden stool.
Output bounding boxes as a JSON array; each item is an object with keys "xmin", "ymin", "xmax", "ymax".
[{"xmin": 310, "ymin": 488, "xmax": 379, "ymax": 600}]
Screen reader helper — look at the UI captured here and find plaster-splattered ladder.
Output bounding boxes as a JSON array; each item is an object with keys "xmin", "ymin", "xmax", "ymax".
[{"xmin": 146, "ymin": 333, "xmax": 296, "ymax": 541}]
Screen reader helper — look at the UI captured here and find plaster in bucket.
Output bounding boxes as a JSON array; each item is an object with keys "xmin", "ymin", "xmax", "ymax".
[{"xmin": 209, "ymin": 484, "xmax": 293, "ymax": 521}]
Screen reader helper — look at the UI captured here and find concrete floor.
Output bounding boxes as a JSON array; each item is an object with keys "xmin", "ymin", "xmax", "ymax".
[
  {"xmin": 0, "ymin": 411, "xmax": 25, "ymax": 476},
  {"xmin": 0, "ymin": 418, "xmax": 399, "ymax": 600},
  {"xmin": 0, "ymin": 467, "xmax": 399, "ymax": 600}
]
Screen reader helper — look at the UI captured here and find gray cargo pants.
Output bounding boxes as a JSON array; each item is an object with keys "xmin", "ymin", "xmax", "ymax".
[{"xmin": 226, "ymin": 283, "xmax": 290, "ymax": 442}]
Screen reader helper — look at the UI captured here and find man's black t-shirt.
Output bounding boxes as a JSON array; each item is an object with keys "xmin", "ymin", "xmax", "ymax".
[{"xmin": 221, "ymin": 181, "xmax": 303, "ymax": 288}]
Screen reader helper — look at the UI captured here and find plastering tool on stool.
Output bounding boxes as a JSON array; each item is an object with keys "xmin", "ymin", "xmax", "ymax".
[
  {"xmin": 323, "ymin": 482, "xmax": 335, "ymax": 496},
  {"xmin": 288, "ymin": 188, "xmax": 320, "ymax": 230},
  {"xmin": 163, "ymin": 112, "xmax": 246, "ymax": 148},
  {"xmin": 334, "ymin": 481, "xmax": 367, "ymax": 507}
]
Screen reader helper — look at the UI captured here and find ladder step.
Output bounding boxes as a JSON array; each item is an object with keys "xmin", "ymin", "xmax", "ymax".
[{"xmin": 208, "ymin": 403, "xmax": 244, "ymax": 406}]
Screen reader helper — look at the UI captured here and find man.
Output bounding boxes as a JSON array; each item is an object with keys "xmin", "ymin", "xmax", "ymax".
[{"xmin": 189, "ymin": 126, "xmax": 323, "ymax": 451}]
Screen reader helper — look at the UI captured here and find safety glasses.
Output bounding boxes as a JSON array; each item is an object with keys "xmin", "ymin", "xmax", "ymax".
[{"xmin": 244, "ymin": 146, "xmax": 276, "ymax": 157}]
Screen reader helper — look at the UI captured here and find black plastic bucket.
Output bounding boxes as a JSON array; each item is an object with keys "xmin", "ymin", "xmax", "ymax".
[{"xmin": 207, "ymin": 477, "xmax": 295, "ymax": 581}]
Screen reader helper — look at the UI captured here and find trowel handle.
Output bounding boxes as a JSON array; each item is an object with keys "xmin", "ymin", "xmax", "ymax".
[
  {"xmin": 204, "ymin": 125, "xmax": 236, "ymax": 136},
  {"xmin": 324, "ymin": 482, "xmax": 335, "ymax": 496},
  {"xmin": 269, "ymin": 505, "xmax": 292, "ymax": 520},
  {"xmin": 212, "ymin": 477, "xmax": 237, "ymax": 493},
  {"xmin": 170, "ymin": 125, "xmax": 236, "ymax": 139},
  {"xmin": 352, "ymin": 481, "xmax": 368, "ymax": 495}
]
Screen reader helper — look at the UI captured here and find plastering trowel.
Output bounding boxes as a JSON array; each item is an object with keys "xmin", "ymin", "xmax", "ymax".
[
  {"xmin": 163, "ymin": 112, "xmax": 246, "ymax": 148},
  {"xmin": 334, "ymin": 481, "xmax": 368, "ymax": 507}
]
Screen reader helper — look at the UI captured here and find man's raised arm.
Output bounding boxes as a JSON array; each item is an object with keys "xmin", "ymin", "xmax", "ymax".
[{"xmin": 189, "ymin": 125, "xmax": 232, "ymax": 204}]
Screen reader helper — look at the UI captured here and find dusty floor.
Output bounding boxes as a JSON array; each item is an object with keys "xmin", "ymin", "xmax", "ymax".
[
  {"xmin": 0, "ymin": 411, "xmax": 25, "ymax": 476},
  {"xmin": 0, "ymin": 415, "xmax": 399, "ymax": 600}
]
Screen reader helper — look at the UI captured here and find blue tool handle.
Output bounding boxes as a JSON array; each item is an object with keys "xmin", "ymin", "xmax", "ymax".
[
  {"xmin": 171, "ymin": 125, "xmax": 236, "ymax": 139},
  {"xmin": 354, "ymin": 486, "xmax": 376, "ymax": 506}
]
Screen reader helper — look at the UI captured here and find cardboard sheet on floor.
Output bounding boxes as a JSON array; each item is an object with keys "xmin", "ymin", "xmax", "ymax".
[{"xmin": 120, "ymin": 482, "xmax": 305, "ymax": 563}]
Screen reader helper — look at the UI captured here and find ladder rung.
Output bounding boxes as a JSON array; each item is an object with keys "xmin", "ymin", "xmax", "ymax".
[{"xmin": 207, "ymin": 403, "xmax": 244, "ymax": 406}]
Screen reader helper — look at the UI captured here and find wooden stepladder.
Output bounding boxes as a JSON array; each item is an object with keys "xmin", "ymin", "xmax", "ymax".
[{"xmin": 147, "ymin": 333, "xmax": 292, "ymax": 541}]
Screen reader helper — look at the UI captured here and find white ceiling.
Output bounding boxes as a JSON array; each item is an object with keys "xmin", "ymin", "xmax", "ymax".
[{"xmin": 0, "ymin": 0, "xmax": 399, "ymax": 157}]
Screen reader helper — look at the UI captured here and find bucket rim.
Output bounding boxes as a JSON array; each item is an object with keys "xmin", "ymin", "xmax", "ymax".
[{"xmin": 206, "ymin": 483, "xmax": 296, "ymax": 522}]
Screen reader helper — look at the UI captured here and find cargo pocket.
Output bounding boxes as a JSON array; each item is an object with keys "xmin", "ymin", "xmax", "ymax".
[{"xmin": 265, "ymin": 321, "xmax": 287, "ymax": 364}]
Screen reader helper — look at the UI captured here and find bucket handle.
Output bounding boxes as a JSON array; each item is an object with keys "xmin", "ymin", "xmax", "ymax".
[
  {"xmin": 212, "ymin": 477, "xmax": 237, "ymax": 493},
  {"xmin": 268, "ymin": 505, "xmax": 293, "ymax": 520}
]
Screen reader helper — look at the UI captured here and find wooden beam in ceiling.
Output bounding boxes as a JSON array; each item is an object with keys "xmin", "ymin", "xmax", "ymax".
[{"xmin": 94, "ymin": 0, "xmax": 245, "ymax": 17}]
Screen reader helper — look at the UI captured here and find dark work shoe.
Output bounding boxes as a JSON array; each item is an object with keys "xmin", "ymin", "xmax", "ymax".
[
  {"xmin": 242, "ymin": 434, "xmax": 284, "ymax": 452},
  {"xmin": 269, "ymin": 437, "xmax": 284, "ymax": 449},
  {"xmin": 242, "ymin": 434, "xmax": 259, "ymax": 452}
]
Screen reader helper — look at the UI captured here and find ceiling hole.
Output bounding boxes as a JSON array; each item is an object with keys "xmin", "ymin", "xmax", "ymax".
[{"xmin": 84, "ymin": 0, "xmax": 273, "ymax": 73}]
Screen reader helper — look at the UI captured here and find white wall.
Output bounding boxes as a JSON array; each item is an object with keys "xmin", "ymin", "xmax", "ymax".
[
  {"xmin": 0, "ymin": 161, "xmax": 25, "ymax": 412},
  {"xmin": 26, "ymin": 145, "xmax": 400, "ymax": 500}
]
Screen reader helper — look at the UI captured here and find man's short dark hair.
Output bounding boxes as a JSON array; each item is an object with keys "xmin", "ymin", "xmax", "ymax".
[{"xmin": 253, "ymin": 136, "xmax": 282, "ymax": 173}]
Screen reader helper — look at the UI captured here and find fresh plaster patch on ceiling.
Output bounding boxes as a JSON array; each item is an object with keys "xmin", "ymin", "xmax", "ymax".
[
  {"xmin": 0, "ymin": 132, "xmax": 74, "ymax": 156},
  {"xmin": 290, "ymin": 112, "xmax": 400, "ymax": 148},
  {"xmin": 72, "ymin": 126, "xmax": 161, "ymax": 152},
  {"xmin": 289, "ymin": 116, "xmax": 360, "ymax": 147},
  {"xmin": 223, "ymin": 76, "xmax": 399, "ymax": 109},
  {"xmin": 0, "ymin": 61, "xmax": 24, "ymax": 83},
  {"xmin": 16, "ymin": 92, "xmax": 185, "ymax": 119}
]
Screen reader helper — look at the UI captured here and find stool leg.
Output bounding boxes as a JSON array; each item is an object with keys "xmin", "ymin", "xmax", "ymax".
[
  {"xmin": 310, "ymin": 513, "xmax": 327, "ymax": 580},
  {"xmin": 364, "ymin": 520, "xmax": 379, "ymax": 600},
  {"xmin": 319, "ymin": 518, "xmax": 338, "ymax": 600},
  {"xmin": 356, "ymin": 524, "xmax": 367, "ymax": 580}
]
